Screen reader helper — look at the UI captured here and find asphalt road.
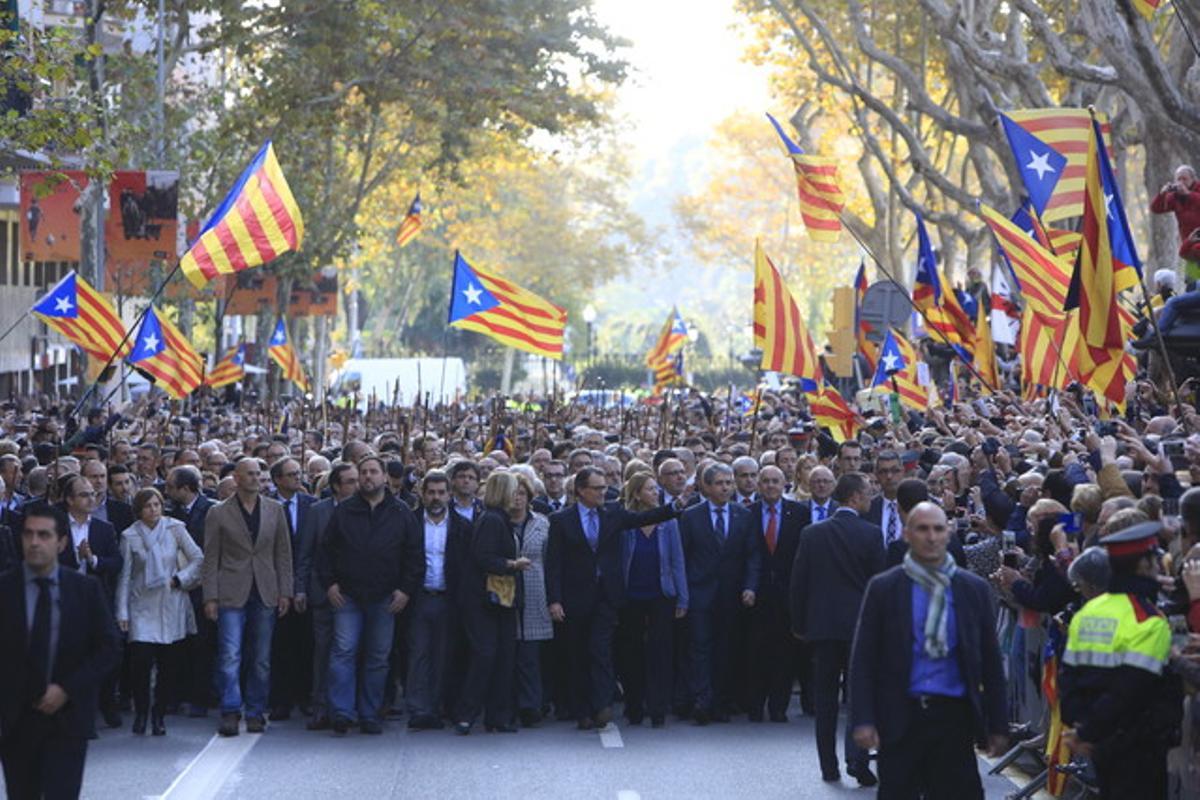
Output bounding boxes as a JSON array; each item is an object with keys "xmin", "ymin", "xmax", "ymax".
[{"xmin": 58, "ymin": 704, "xmax": 1030, "ymax": 800}]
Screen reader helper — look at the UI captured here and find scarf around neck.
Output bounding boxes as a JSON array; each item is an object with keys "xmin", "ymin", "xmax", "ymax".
[{"xmin": 902, "ymin": 550, "xmax": 958, "ymax": 659}]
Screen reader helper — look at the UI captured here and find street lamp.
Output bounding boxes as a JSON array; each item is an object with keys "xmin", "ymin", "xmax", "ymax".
[{"xmin": 582, "ymin": 304, "xmax": 597, "ymax": 365}]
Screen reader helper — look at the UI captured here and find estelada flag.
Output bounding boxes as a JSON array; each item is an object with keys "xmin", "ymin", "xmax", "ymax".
[
  {"xmin": 181, "ymin": 141, "xmax": 304, "ymax": 288},
  {"xmin": 268, "ymin": 319, "xmax": 310, "ymax": 392},
  {"xmin": 206, "ymin": 343, "xmax": 246, "ymax": 389},
  {"xmin": 127, "ymin": 306, "xmax": 204, "ymax": 399},
  {"xmin": 448, "ymin": 252, "xmax": 566, "ymax": 360},
  {"xmin": 766, "ymin": 113, "xmax": 845, "ymax": 242},
  {"xmin": 32, "ymin": 271, "xmax": 131, "ymax": 362},
  {"xmin": 396, "ymin": 192, "xmax": 422, "ymax": 248}
]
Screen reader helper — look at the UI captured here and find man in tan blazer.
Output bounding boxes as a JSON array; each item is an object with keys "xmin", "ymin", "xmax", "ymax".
[{"xmin": 201, "ymin": 458, "xmax": 292, "ymax": 737}]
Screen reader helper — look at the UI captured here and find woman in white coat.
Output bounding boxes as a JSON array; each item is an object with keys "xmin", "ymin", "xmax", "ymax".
[
  {"xmin": 116, "ymin": 487, "xmax": 203, "ymax": 736},
  {"xmin": 510, "ymin": 472, "xmax": 553, "ymax": 728}
]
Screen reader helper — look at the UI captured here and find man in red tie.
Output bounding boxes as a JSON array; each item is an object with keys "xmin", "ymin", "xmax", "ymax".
[{"xmin": 745, "ymin": 466, "xmax": 807, "ymax": 722}]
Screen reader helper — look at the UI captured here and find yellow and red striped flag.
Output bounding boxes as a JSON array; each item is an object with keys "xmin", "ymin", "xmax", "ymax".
[
  {"xmin": 645, "ymin": 308, "xmax": 688, "ymax": 395},
  {"xmin": 127, "ymin": 307, "xmax": 204, "ymax": 399},
  {"xmin": 448, "ymin": 252, "xmax": 566, "ymax": 360},
  {"xmin": 1133, "ymin": 0, "xmax": 1164, "ymax": 19},
  {"xmin": 753, "ymin": 240, "xmax": 823, "ymax": 390},
  {"xmin": 32, "ymin": 271, "xmax": 131, "ymax": 362},
  {"xmin": 809, "ymin": 383, "xmax": 861, "ymax": 442},
  {"xmin": 979, "ymin": 203, "xmax": 1073, "ymax": 318},
  {"xmin": 1019, "ymin": 308, "xmax": 1070, "ymax": 398},
  {"xmin": 205, "ymin": 343, "xmax": 246, "ymax": 389},
  {"xmin": 973, "ymin": 300, "xmax": 999, "ymax": 394},
  {"xmin": 268, "ymin": 319, "xmax": 310, "ymax": 392},
  {"xmin": 1005, "ymin": 109, "xmax": 1113, "ymax": 224},
  {"xmin": 766, "ymin": 113, "xmax": 845, "ymax": 242},
  {"xmin": 395, "ymin": 192, "xmax": 422, "ymax": 248},
  {"xmin": 181, "ymin": 141, "xmax": 305, "ymax": 288},
  {"xmin": 853, "ymin": 262, "xmax": 877, "ymax": 373}
]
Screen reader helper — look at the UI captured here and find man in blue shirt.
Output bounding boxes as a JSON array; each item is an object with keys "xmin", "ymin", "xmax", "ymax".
[{"xmin": 849, "ymin": 502, "xmax": 1008, "ymax": 798}]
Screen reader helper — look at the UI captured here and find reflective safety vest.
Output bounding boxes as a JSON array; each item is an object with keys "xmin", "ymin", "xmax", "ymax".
[{"xmin": 1063, "ymin": 592, "xmax": 1171, "ymax": 675}]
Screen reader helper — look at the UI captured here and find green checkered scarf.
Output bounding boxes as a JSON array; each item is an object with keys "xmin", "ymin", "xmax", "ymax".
[{"xmin": 902, "ymin": 551, "xmax": 957, "ymax": 659}]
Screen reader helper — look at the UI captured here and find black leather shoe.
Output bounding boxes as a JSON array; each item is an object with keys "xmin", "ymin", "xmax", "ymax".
[
  {"xmin": 847, "ymin": 765, "xmax": 878, "ymax": 787},
  {"xmin": 454, "ymin": 721, "xmax": 471, "ymax": 736},
  {"xmin": 102, "ymin": 708, "xmax": 122, "ymax": 729},
  {"xmin": 577, "ymin": 717, "xmax": 594, "ymax": 730},
  {"xmin": 711, "ymin": 712, "xmax": 730, "ymax": 723},
  {"xmin": 268, "ymin": 707, "xmax": 291, "ymax": 722},
  {"xmin": 593, "ymin": 706, "xmax": 613, "ymax": 727},
  {"xmin": 747, "ymin": 710, "xmax": 763, "ymax": 722},
  {"xmin": 245, "ymin": 717, "xmax": 266, "ymax": 734},
  {"xmin": 650, "ymin": 716, "xmax": 665, "ymax": 728},
  {"xmin": 360, "ymin": 719, "xmax": 383, "ymax": 735},
  {"xmin": 306, "ymin": 715, "xmax": 330, "ymax": 731},
  {"xmin": 518, "ymin": 709, "xmax": 541, "ymax": 728},
  {"xmin": 408, "ymin": 714, "xmax": 444, "ymax": 730},
  {"xmin": 331, "ymin": 717, "xmax": 351, "ymax": 736},
  {"xmin": 821, "ymin": 770, "xmax": 840, "ymax": 782},
  {"xmin": 626, "ymin": 713, "xmax": 644, "ymax": 726},
  {"xmin": 218, "ymin": 713, "xmax": 240, "ymax": 737},
  {"xmin": 486, "ymin": 724, "xmax": 518, "ymax": 733},
  {"xmin": 769, "ymin": 712, "xmax": 788, "ymax": 723},
  {"xmin": 151, "ymin": 712, "xmax": 166, "ymax": 736},
  {"xmin": 132, "ymin": 712, "xmax": 148, "ymax": 735},
  {"xmin": 692, "ymin": 708, "xmax": 710, "ymax": 726}
]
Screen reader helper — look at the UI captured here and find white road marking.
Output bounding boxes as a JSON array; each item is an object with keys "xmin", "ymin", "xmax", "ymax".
[
  {"xmin": 599, "ymin": 722, "xmax": 624, "ymax": 749},
  {"xmin": 617, "ymin": 791, "xmax": 641, "ymax": 800},
  {"xmin": 157, "ymin": 730, "xmax": 263, "ymax": 800}
]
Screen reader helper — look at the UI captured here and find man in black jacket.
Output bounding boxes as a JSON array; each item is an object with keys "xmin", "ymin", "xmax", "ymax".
[
  {"xmin": 791, "ymin": 472, "xmax": 885, "ymax": 786},
  {"xmin": 82, "ymin": 458, "xmax": 134, "ymax": 535},
  {"xmin": 545, "ymin": 465, "xmax": 679, "ymax": 729},
  {"xmin": 850, "ymin": 502, "xmax": 1007, "ymax": 798},
  {"xmin": 317, "ymin": 456, "xmax": 424, "ymax": 734},
  {"xmin": 406, "ymin": 471, "xmax": 471, "ymax": 730},
  {"xmin": 0, "ymin": 504, "xmax": 120, "ymax": 799}
]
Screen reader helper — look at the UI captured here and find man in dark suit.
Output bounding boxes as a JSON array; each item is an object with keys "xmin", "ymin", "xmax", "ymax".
[
  {"xmin": 293, "ymin": 462, "xmax": 357, "ymax": 731},
  {"xmin": 731, "ymin": 456, "xmax": 759, "ymax": 507},
  {"xmin": 802, "ymin": 465, "xmax": 837, "ymax": 522},
  {"xmin": 678, "ymin": 462, "xmax": 761, "ymax": 724},
  {"xmin": 448, "ymin": 461, "xmax": 484, "ymax": 523},
  {"xmin": 531, "ymin": 459, "xmax": 569, "ymax": 515},
  {"xmin": 885, "ymin": 478, "xmax": 967, "ymax": 568},
  {"xmin": 864, "ymin": 450, "xmax": 904, "ymax": 550},
  {"xmin": 406, "ymin": 470, "xmax": 472, "ymax": 730},
  {"xmin": 745, "ymin": 466, "xmax": 805, "ymax": 722},
  {"xmin": 657, "ymin": 459, "xmax": 701, "ymax": 508},
  {"xmin": 0, "ymin": 504, "xmax": 120, "ymax": 799},
  {"xmin": 850, "ymin": 502, "xmax": 1008, "ymax": 798},
  {"xmin": 60, "ymin": 474, "xmax": 123, "ymax": 730},
  {"xmin": 545, "ymin": 466, "xmax": 680, "ymax": 729},
  {"xmin": 166, "ymin": 465, "xmax": 216, "ymax": 717},
  {"xmin": 82, "ymin": 459, "xmax": 134, "ymax": 536},
  {"xmin": 791, "ymin": 471, "xmax": 885, "ymax": 785},
  {"xmin": 267, "ymin": 457, "xmax": 316, "ymax": 721}
]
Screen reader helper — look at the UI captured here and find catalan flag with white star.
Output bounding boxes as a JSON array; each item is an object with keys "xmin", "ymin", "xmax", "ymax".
[
  {"xmin": 268, "ymin": 320, "xmax": 309, "ymax": 392},
  {"xmin": 206, "ymin": 342, "xmax": 246, "ymax": 389},
  {"xmin": 181, "ymin": 141, "xmax": 304, "ymax": 288},
  {"xmin": 870, "ymin": 329, "xmax": 928, "ymax": 411},
  {"xmin": 766, "ymin": 113, "xmax": 845, "ymax": 242},
  {"xmin": 448, "ymin": 251, "xmax": 566, "ymax": 360},
  {"xmin": 32, "ymin": 271, "xmax": 131, "ymax": 362},
  {"xmin": 128, "ymin": 307, "xmax": 204, "ymax": 399}
]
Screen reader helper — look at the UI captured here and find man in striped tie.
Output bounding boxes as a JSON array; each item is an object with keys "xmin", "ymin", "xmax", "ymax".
[{"xmin": 865, "ymin": 451, "xmax": 904, "ymax": 549}]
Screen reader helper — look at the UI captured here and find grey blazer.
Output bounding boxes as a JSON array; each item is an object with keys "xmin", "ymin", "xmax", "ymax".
[
  {"xmin": 517, "ymin": 512, "xmax": 553, "ymax": 642},
  {"xmin": 201, "ymin": 495, "xmax": 293, "ymax": 609}
]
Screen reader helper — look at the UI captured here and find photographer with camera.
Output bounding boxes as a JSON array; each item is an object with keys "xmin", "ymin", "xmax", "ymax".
[{"xmin": 1151, "ymin": 165, "xmax": 1200, "ymax": 259}]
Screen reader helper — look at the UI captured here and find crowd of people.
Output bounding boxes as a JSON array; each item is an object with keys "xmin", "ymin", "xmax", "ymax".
[{"xmin": 0, "ymin": 378, "xmax": 1199, "ymax": 799}]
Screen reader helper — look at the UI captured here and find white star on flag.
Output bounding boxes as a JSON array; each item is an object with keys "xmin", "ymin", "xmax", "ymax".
[
  {"xmin": 53, "ymin": 296, "xmax": 72, "ymax": 313},
  {"xmin": 882, "ymin": 352, "xmax": 900, "ymax": 371},
  {"xmin": 1025, "ymin": 151, "xmax": 1056, "ymax": 181},
  {"xmin": 1104, "ymin": 192, "xmax": 1114, "ymax": 219},
  {"xmin": 141, "ymin": 332, "xmax": 160, "ymax": 353},
  {"xmin": 463, "ymin": 283, "xmax": 483, "ymax": 305}
]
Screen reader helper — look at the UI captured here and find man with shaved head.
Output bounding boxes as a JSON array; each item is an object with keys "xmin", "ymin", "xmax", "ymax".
[{"xmin": 850, "ymin": 502, "xmax": 1007, "ymax": 797}]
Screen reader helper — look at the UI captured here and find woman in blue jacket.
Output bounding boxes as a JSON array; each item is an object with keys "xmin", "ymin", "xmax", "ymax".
[{"xmin": 617, "ymin": 471, "xmax": 688, "ymax": 728}]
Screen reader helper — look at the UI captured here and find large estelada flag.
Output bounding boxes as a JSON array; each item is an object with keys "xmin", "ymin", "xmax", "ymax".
[
  {"xmin": 979, "ymin": 203, "xmax": 1073, "ymax": 318},
  {"xmin": 127, "ymin": 306, "xmax": 204, "ymax": 399},
  {"xmin": 32, "ymin": 271, "xmax": 131, "ymax": 362},
  {"xmin": 766, "ymin": 113, "xmax": 845, "ymax": 242},
  {"xmin": 1003, "ymin": 109, "xmax": 1113, "ymax": 224},
  {"xmin": 809, "ymin": 383, "xmax": 860, "ymax": 442},
  {"xmin": 753, "ymin": 239, "xmax": 822, "ymax": 390},
  {"xmin": 206, "ymin": 342, "xmax": 246, "ymax": 388},
  {"xmin": 181, "ymin": 141, "xmax": 304, "ymax": 288},
  {"xmin": 1065, "ymin": 113, "xmax": 1140, "ymax": 409},
  {"xmin": 645, "ymin": 308, "xmax": 688, "ymax": 394},
  {"xmin": 448, "ymin": 252, "xmax": 566, "ymax": 360},
  {"xmin": 911, "ymin": 212, "xmax": 974, "ymax": 355},
  {"xmin": 268, "ymin": 319, "xmax": 310, "ymax": 392}
]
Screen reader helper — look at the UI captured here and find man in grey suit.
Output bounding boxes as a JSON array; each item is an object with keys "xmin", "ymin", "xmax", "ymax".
[
  {"xmin": 201, "ymin": 458, "xmax": 293, "ymax": 738},
  {"xmin": 293, "ymin": 462, "xmax": 357, "ymax": 731}
]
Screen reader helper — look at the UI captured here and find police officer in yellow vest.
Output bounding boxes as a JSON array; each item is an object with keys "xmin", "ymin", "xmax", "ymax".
[{"xmin": 1060, "ymin": 522, "xmax": 1181, "ymax": 799}]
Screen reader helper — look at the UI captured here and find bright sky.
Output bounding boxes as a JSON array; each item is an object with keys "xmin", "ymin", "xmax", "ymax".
[{"xmin": 591, "ymin": 0, "xmax": 773, "ymax": 179}]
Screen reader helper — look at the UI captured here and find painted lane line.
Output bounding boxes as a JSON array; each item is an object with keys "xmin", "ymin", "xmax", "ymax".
[
  {"xmin": 617, "ymin": 791, "xmax": 641, "ymax": 800},
  {"xmin": 599, "ymin": 722, "xmax": 624, "ymax": 749},
  {"xmin": 158, "ymin": 730, "xmax": 262, "ymax": 800}
]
